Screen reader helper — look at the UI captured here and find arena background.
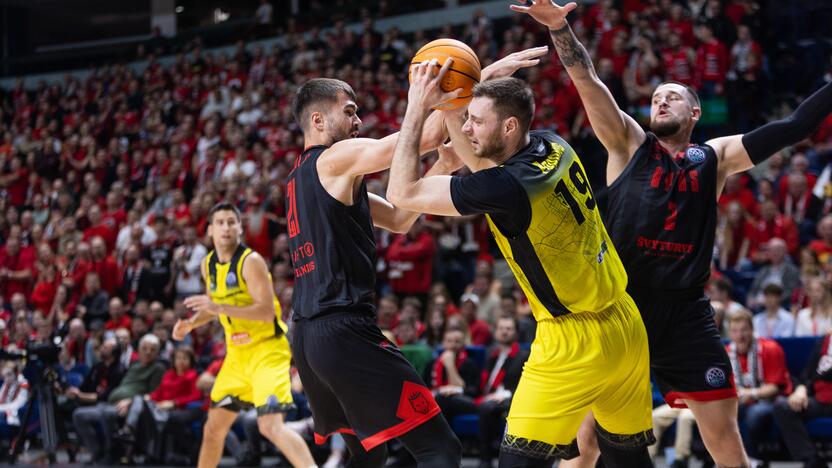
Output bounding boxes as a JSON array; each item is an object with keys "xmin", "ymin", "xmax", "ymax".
[{"xmin": 0, "ymin": 0, "xmax": 831, "ymax": 466}]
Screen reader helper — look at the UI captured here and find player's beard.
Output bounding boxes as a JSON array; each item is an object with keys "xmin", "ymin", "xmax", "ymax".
[
  {"xmin": 474, "ymin": 132, "xmax": 507, "ymax": 161},
  {"xmin": 327, "ymin": 120, "xmax": 358, "ymax": 143},
  {"xmin": 650, "ymin": 116, "xmax": 682, "ymax": 138}
]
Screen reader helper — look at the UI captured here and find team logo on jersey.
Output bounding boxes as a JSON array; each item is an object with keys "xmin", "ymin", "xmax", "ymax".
[
  {"xmin": 226, "ymin": 272, "xmax": 238, "ymax": 287},
  {"xmin": 597, "ymin": 241, "xmax": 608, "ymax": 264},
  {"xmin": 705, "ymin": 367, "xmax": 727, "ymax": 387},
  {"xmin": 686, "ymin": 147, "xmax": 706, "ymax": 164},
  {"xmin": 408, "ymin": 392, "xmax": 430, "ymax": 415}
]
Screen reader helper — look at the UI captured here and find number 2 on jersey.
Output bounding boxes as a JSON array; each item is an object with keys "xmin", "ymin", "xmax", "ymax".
[{"xmin": 553, "ymin": 161, "xmax": 596, "ymax": 225}]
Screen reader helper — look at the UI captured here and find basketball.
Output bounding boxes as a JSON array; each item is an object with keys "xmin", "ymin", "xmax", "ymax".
[{"xmin": 409, "ymin": 38, "xmax": 481, "ymax": 111}]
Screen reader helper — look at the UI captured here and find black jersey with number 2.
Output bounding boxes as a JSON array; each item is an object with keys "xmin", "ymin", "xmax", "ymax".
[
  {"xmin": 605, "ymin": 132, "xmax": 719, "ymax": 291},
  {"xmin": 285, "ymin": 145, "xmax": 376, "ymax": 320}
]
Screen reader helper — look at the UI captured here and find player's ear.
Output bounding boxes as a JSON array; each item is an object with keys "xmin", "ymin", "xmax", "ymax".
[
  {"xmin": 311, "ymin": 111, "xmax": 325, "ymax": 132},
  {"xmin": 691, "ymin": 106, "xmax": 701, "ymax": 123},
  {"xmin": 504, "ymin": 116, "xmax": 518, "ymax": 136}
]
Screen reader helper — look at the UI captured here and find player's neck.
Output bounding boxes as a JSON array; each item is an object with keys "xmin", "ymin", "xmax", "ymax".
[
  {"xmin": 214, "ymin": 243, "xmax": 239, "ymax": 263},
  {"xmin": 304, "ymin": 132, "xmax": 332, "ymax": 149},
  {"xmin": 493, "ymin": 134, "xmax": 530, "ymax": 166},
  {"xmin": 656, "ymin": 133, "xmax": 692, "ymax": 156}
]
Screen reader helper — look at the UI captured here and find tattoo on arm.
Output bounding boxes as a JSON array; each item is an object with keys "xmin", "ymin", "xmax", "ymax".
[{"xmin": 549, "ymin": 24, "xmax": 593, "ymax": 73}]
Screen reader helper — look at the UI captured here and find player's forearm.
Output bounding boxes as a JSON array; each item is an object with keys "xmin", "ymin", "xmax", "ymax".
[
  {"xmin": 549, "ymin": 23, "xmax": 598, "ymax": 84},
  {"xmin": 742, "ymin": 81, "xmax": 832, "ymax": 165},
  {"xmin": 188, "ymin": 310, "xmax": 217, "ymax": 328},
  {"xmin": 387, "ymin": 106, "xmax": 430, "ymax": 206},
  {"xmin": 755, "ymin": 383, "xmax": 779, "ymax": 400},
  {"xmin": 386, "ymin": 158, "xmax": 457, "ymax": 232},
  {"xmin": 216, "ymin": 303, "xmax": 274, "ymax": 322}
]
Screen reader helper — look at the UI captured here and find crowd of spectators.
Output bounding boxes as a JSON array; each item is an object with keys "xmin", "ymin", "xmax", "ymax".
[{"xmin": 0, "ymin": 0, "xmax": 830, "ymax": 465}]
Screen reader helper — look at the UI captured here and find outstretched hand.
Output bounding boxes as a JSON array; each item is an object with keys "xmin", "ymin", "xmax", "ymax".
[
  {"xmin": 435, "ymin": 142, "xmax": 465, "ymax": 173},
  {"xmin": 510, "ymin": 0, "xmax": 577, "ymax": 30},
  {"xmin": 408, "ymin": 58, "xmax": 463, "ymax": 113},
  {"xmin": 481, "ymin": 46, "xmax": 549, "ymax": 81}
]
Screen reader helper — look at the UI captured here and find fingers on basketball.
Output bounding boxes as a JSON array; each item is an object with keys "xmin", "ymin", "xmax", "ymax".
[{"xmin": 409, "ymin": 39, "xmax": 481, "ymax": 111}]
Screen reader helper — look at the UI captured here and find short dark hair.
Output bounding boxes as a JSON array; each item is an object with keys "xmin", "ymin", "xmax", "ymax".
[
  {"xmin": 292, "ymin": 78, "xmax": 357, "ymax": 130},
  {"xmin": 763, "ymin": 283, "xmax": 784, "ymax": 297},
  {"xmin": 711, "ymin": 277, "xmax": 733, "ymax": 294},
  {"xmin": 657, "ymin": 81, "xmax": 701, "ymax": 108},
  {"xmin": 208, "ymin": 202, "xmax": 241, "ymax": 223},
  {"xmin": 472, "ymin": 77, "xmax": 535, "ymax": 133}
]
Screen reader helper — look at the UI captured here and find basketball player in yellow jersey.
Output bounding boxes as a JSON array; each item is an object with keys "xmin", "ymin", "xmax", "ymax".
[
  {"xmin": 174, "ymin": 202, "xmax": 317, "ymax": 468},
  {"xmin": 387, "ymin": 61, "xmax": 653, "ymax": 467}
]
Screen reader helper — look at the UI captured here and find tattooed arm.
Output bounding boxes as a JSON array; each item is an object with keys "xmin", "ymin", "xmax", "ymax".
[{"xmin": 512, "ymin": 1, "xmax": 644, "ymax": 174}]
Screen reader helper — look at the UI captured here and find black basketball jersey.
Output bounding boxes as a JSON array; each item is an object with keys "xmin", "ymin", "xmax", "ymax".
[
  {"xmin": 605, "ymin": 132, "xmax": 718, "ymax": 291},
  {"xmin": 285, "ymin": 145, "xmax": 377, "ymax": 320}
]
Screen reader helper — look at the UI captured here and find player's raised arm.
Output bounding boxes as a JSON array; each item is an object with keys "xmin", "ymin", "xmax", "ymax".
[
  {"xmin": 708, "ymin": 81, "xmax": 832, "ymax": 179},
  {"xmin": 317, "ymin": 109, "xmax": 447, "ymax": 179},
  {"xmin": 511, "ymin": 1, "xmax": 644, "ymax": 164},
  {"xmin": 387, "ymin": 59, "xmax": 464, "ymax": 217}
]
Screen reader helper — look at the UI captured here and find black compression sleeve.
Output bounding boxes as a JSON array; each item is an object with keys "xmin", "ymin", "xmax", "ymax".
[{"xmin": 742, "ymin": 81, "xmax": 832, "ymax": 164}]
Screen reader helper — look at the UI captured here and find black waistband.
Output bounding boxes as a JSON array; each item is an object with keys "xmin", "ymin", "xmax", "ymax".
[{"xmin": 627, "ymin": 286, "xmax": 706, "ymax": 303}]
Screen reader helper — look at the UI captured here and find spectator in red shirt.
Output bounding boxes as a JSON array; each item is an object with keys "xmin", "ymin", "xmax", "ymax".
[
  {"xmin": 0, "ymin": 236, "xmax": 35, "ymax": 299},
  {"xmin": 377, "ymin": 294, "xmax": 400, "ymax": 332},
  {"xmin": 105, "ymin": 297, "xmax": 132, "ymax": 331},
  {"xmin": 717, "ymin": 201, "xmax": 751, "ymax": 270},
  {"xmin": 83, "ymin": 205, "xmax": 117, "ymax": 253},
  {"xmin": 459, "ymin": 293, "xmax": 492, "ymax": 347},
  {"xmin": 747, "ymin": 200, "xmax": 800, "ymax": 261},
  {"xmin": 428, "ymin": 328, "xmax": 481, "ymax": 424},
  {"xmin": 719, "ymin": 173, "xmax": 758, "ymax": 216},
  {"xmin": 695, "ymin": 22, "xmax": 729, "ymax": 96},
  {"xmin": 661, "ymin": 32, "xmax": 696, "ymax": 86},
  {"xmin": 725, "ymin": 310, "xmax": 792, "ymax": 460},
  {"xmin": 0, "ymin": 156, "xmax": 29, "ymax": 207},
  {"xmin": 385, "ymin": 218, "xmax": 435, "ymax": 304},
  {"xmin": 808, "ymin": 215, "xmax": 832, "ymax": 265},
  {"xmin": 90, "ymin": 236, "xmax": 122, "ymax": 296}
]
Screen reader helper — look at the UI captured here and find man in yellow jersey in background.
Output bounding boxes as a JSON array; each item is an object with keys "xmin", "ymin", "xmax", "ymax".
[
  {"xmin": 387, "ymin": 60, "xmax": 653, "ymax": 467},
  {"xmin": 173, "ymin": 202, "xmax": 317, "ymax": 468}
]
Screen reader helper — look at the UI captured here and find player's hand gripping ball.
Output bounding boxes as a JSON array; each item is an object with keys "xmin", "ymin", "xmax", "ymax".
[{"xmin": 409, "ymin": 39, "xmax": 481, "ymax": 111}]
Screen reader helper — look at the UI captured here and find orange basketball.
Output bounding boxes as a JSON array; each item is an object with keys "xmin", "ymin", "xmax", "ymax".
[{"xmin": 409, "ymin": 39, "xmax": 481, "ymax": 111}]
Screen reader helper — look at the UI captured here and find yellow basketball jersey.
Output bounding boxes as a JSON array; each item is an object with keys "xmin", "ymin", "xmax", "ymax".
[
  {"xmin": 487, "ymin": 132, "xmax": 628, "ymax": 321},
  {"xmin": 205, "ymin": 245, "xmax": 288, "ymax": 347}
]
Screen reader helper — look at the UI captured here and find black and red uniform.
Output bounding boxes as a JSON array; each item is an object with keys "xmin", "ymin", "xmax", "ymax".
[
  {"xmin": 606, "ymin": 132, "xmax": 735, "ymax": 407},
  {"xmin": 285, "ymin": 145, "xmax": 442, "ymax": 451}
]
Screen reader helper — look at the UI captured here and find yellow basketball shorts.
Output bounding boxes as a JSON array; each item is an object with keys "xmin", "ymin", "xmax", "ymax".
[
  {"xmin": 210, "ymin": 335, "xmax": 295, "ymax": 415},
  {"xmin": 504, "ymin": 293, "xmax": 654, "ymax": 460}
]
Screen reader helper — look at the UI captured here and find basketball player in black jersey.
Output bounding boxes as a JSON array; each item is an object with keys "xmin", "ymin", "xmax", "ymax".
[
  {"xmin": 285, "ymin": 48, "xmax": 547, "ymax": 468},
  {"xmin": 513, "ymin": 2, "xmax": 832, "ymax": 467}
]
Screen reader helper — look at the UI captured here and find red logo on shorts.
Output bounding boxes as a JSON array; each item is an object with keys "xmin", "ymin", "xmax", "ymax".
[{"xmin": 396, "ymin": 381, "xmax": 437, "ymax": 420}]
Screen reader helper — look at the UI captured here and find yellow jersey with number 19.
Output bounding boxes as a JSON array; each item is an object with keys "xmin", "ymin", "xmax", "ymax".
[
  {"xmin": 485, "ymin": 131, "xmax": 628, "ymax": 322},
  {"xmin": 204, "ymin": 244, "xmax": 288, "ymax": 347}
]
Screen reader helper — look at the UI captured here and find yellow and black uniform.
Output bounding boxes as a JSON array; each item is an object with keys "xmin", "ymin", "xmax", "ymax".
[
  {"xmin": 205, "ymin": 244, "xmax": 293, "ymax": 414},
  {"xmin": 450, "ymin": 131, "xmax": 653, "ymax": 460}
]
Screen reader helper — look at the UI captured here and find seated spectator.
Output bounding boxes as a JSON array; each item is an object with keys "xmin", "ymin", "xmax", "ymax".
[
  {"xmin": 0, "ymin": 362, "xmax": 28, "ymax": 440},
  {"xmin": 477, "ymin": 317, "xmax": 529, "ymax": 467},
  {"xmin": 708, "ymin": 277, "xmax": 745, "ymax": 335},
  {"xmin": 795, "ymin": 276, "xmax": 832, "ymax": 336},
  {"xmin": 115, "ymin": 327, "xmax": 136, "ymax": 368},
  {"xmin": 716, "ymin": 201, "xmax": 751, "ymax": 270},
  {"xmin": 780, "ymin": 173, "xmax": 822, "ymax": 245},
  {"xmin": 105, "ymin": 297, "xmax": 131, "ymax": 331},
  {"xmin": 377, "ymin": 294, "xmax": 400, "ymax": 332},
  {"xmin": 772, "ymin": 330, "xmax": 832, "ymax": 468},
  {"xmin": 498, "ymin": 293, "xmax": 535, "ymax": 343},
  {"xmin": 386, "ymin": 218, "xmax": 435, "ymax": 306},
  {"xmin": 397, "ymin": 317, "xmax": 433, "ymax": 376},
  {"xmin": 428, "ymin": 328, "xmax": 481, "ymax": 422},
  {"xmin": 60, "ymin": 337, "xmax": 125, "ymax": 445},
  {"xmin": 747, "ymin": 238, "xmax": 800, "ymax": 309},
  {"xmin": 72, "ymin": 333, "xmax": 165, "ymax": 464},
  {"xmin": 459, "ymin": 293, "xmax": 492, "ymax": 347},
  {"xmin": 752, "ymin": 284, "xmax": 795, "ymax": 338},
  {"xmin": 726, "ymin": 310, "xmax": 792, "ymax": 461},
  {"xmin": 118, "ymin": 345, "xmax": 202, "ymax": 463},
  {"xmin": 747, "ymin": 201, "xmax": 799, "ymax": 262},
  {"xmin": 648, "ymin": 405, "xmax": 696, "ymax": 466},
  {"xmin": 424, "ymin": 306, "xmax": 448, "ymax": 349},
  {"xmin": 808, "ymin": 214, "xmax": 832, "ymax": 265},
  {"xmin": 76, "ymin": 272, "xmax": 109, "ymax": 329}
]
